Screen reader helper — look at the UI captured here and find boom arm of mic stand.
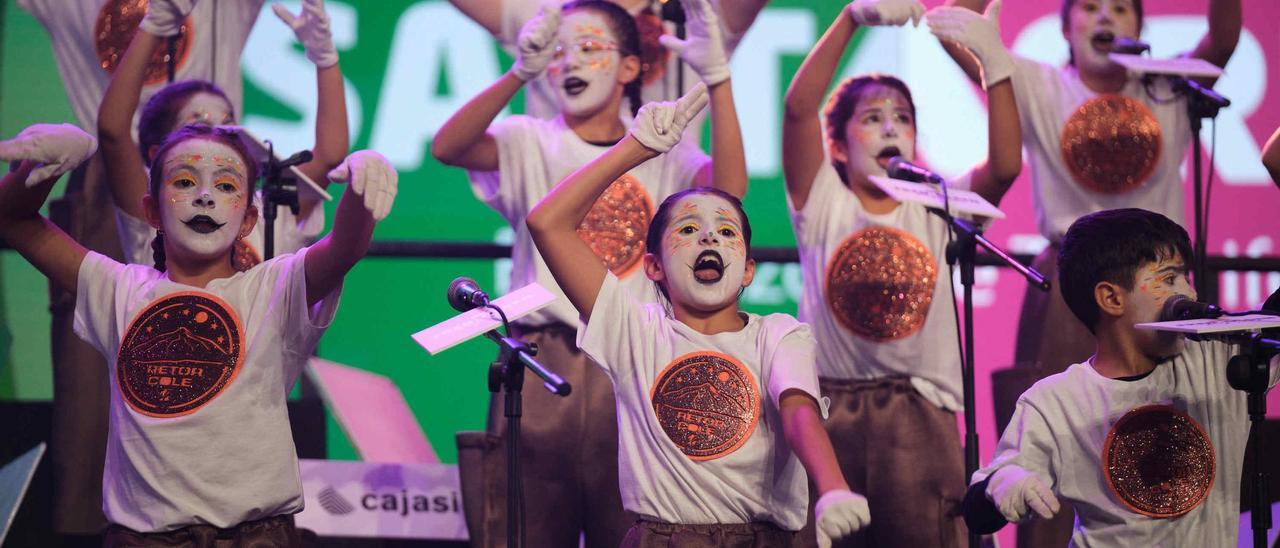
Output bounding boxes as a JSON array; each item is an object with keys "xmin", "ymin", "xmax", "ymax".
[
  {"xmin": 930, "ymin": 211, "xmax": 1051, "ymax": 291},
  {"xmin": 485, "ymin": 331, "xmax": 572, "ymax": 396}
]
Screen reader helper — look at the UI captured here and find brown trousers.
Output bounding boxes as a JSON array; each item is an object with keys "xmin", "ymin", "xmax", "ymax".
[
  {"xmin": 103, "ymin": 514, "xmax": 302, "ymax": 547},
  {"xmin": 456, "ymin": 324, "xmax": 635, "ymax": 548},
  {"xmin": 795, "ymin": 376, "xmax": 967, "ymax": 548},
  {"xmin": 1010, "ymin": 246, "xmax": 1094, "ymax": 547},
  {"xmin": 621, "ymin": 520, "xmax": 794, "ymax": 548}
]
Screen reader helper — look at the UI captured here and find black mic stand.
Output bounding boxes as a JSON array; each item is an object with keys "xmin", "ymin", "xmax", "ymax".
[
  {"xmin": 928, "ymin": 208, "xmax": 1050, "ymax": 548},
  {"xmin": 1224, "ymin": 332, "xmax": 1280, "ymax": 548},
  {"xmin": 260, "ymin": 141, "xmax": 312, "ymax": 260},
  {"xmin": 660, "ymin": 0, "xmax": 686, "ymax": 98}
]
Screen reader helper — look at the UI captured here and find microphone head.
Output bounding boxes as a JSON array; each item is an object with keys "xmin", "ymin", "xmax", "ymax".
[
  {"xmin": 1112, "ymin": 37, "xmax": 1151, "ymax": 55},
  {"xmin": 1160, "ymin": 294, "xmax": 1223, "ymax": 322},
  {"xmin": 447, "ymin": 277, "xmax": 482, "ymax": 312}
]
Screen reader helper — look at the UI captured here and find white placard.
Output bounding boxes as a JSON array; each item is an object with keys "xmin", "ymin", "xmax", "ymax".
[
  {"xmin": 412, "ymin": 282, "xmax": 557, "ymax": 354},
  {"xmin": 232, "ymin": 126, "xmax": 333, "ymax": 202},
  {"xmin": 1136, "ymin": 314, "xmax": 1280, "ymax": 334},
  {"xmin": 1109, "ymin": 54, "xmax": 1225, "ymax": 79},
  {"xmin": 868, "ymin": 176, "xmax": 1006, "ymax": 219},
  {"xmin": 295, "ymin": 459, "xmax": 466, "ymax": 540}
]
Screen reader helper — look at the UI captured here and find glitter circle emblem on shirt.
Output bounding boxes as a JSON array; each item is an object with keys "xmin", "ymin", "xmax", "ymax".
[
  {"xmin": 1102, "ymin": 404, "xmax": 1215, "ymax": 518},
  {"xmin": 232, "ymin": 240, "xmax": 261, "ymax": 272},
  {"xmin": 116, "ymin": 292, "xmax": 244, "ymax": 418},
  {"xmin": 575, "ymin": 173, "xmax": 653, "ymax": 278},
  {"xmin": 825, "ymin": 226, "xmax": 937, "ymax": 341},
  {"xmin": 95, "ymin": 0, "xmax": 194, "ymax": 86},
  {"xmin": 650, "ymin": 351, "xmax": 760, "ymax": 461},
  {"xmin": 1060, "ymin": 95, "xmax": 1162, "ymax": 195}
]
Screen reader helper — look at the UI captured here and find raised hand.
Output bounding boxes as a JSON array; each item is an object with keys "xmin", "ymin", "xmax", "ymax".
[
  {"xmin": 328, "ymin": 151, "xmax": 398, "ymax": 221},
  {"xmin": 926, "ymin": 0, "xmax": 1013, "ymax": 89},
  {"xmin": 986, "ymin": 464, "xmax": 1060, "ymax": 523},
  {"xmin": 629, "ymin": 82, "xmax": 709, "ymax": 153},
  {"xmin": 139, "ymin": 0, "xmax": 198, "ymax": 37},
  {"xmin": 815, "ymin": 489, "xmax": 871, "ymax": 548},
  {"xmin": 847, "ymin": 0, "xmax": 926, "ymax": 28},
  {"xmin": 273, "ymin": 0, "xmax": 339, "ymax": 68},
  {"xmin": 512, "ymin": 2, "xmax": 562, "ymax": 82},
  {"xmin": 657, "ymin": 0, "xmax": 730, "ymax": 85},
  {"xmin": 0, "ymin": 124, "xmax": 97, "ymax": 187}
]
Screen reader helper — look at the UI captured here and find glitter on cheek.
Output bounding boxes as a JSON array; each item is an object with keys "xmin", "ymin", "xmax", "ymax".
[{"xmin": 587, "ymin": 57, "xmax": 613, "ymax": 72}]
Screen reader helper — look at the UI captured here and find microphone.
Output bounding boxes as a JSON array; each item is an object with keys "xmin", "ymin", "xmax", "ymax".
[
  {"xmin": 1111, "ymin": 37, "xmax": 1151, "ymax": 55},
  {"xmin": 886, "ymin": 156, "xmax": 945, "ymax": 185},
  {"xmin": 1160, "ymin": 294, "xmax": 1224, "ymax": 322},
  {"xmin": 447, "ymin": 277, "xmax": 490, "ymax": 312}
]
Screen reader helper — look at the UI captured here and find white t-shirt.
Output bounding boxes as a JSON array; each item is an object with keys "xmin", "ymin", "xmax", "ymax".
[
  {"xmin": 973, "ymin": 342, "xmax": 1280, "ymax": 547},
  {"xmin": 18, "ymin": 0, "xmax": 264, "ymax": 132},
  {"xmin": 577, "ymin": 272, "xmax": 822, "ymax": 531},
  {"xmin": 1012, "ymin": 56, "xmax": 1192, "ymax": 242},
  {"xmin": 498, "ymin": 0, "xmax": 743, "ymax": 134},
  {"xmin": 72, "ymin": 247, "xmax": 341, "ymax": 531},
  {"xmin": 468, "ymin": 114, "xmax": 709, "ymax": 327},
  {"xmin": 115, "ymin": 193, "xmax": 323, "ymax": 267},
  {"xmin": 789, "ymin": 161, "xmax": 970, "ymax": 411}
]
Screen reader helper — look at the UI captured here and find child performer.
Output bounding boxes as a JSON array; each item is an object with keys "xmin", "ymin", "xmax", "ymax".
[
  {"xmin": 0, "ymin": 123, "xmax": 394, "ymax": 544},
  {"xmin": 1264, "ymin": 126, "xmax": 1280, "ymax": 187},
  {"xmin": 781, "ymin": 0, "xmax": 1022, "ymax": 545},
  {"xmin": 964, "ymin": 208, "xmax": 1280, "ymax": 546},
  {"xmin": 527, "ymin": 82, "xmax": 868, "ymax": 548},
  {"xmin": 432, "ymin": 0, "xmax": 746, "ymax": 545},
  {"xmin": 99, "ymin": 0, "xmax": 349, "ymax": 269}
]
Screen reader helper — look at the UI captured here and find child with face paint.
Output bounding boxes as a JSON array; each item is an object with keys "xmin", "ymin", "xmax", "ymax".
[
  {"xmin": 780, "ymin": 1, "xmax": 1023, "ymax": 546},
  {"xmin": 0, "ymin": 122, "xmax": 396, "ymax": 543},
  {"xmin": 962, "ymin": 208, "xmax": 1280, "ymax": 546},
  {"xmin": 99, "ymin": 0, "xmax": 348, "ymax": 271},
  {"xmin": 433, "ymin": 0, "xmax": 746, "ymax": 545},
  {"xmin": 526, "ymin": 83, "xmax": 868, "ymax": 548}
]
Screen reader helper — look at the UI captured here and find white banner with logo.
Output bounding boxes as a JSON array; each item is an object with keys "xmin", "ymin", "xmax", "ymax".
[{"xmin": 296, "ymin": 459, "xmax": 467, "ymax": 540}]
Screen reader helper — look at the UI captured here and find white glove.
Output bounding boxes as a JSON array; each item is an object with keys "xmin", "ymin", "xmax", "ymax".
[
  {"xmin": 985, "ymin": 465, "xmax": 1060, "ymax": 523},
  {"xmin": 815, "ymin": 489, "xmax": 870, "ymax": 548},
  {"xmin": 629, "ymin": 82, "xmax": 709, "ymax": 153},
  {"xmin": 328, "ymin": 150, "xmax": 398, "ymax": 221},
  {"xmin": 511, "ymin": 2, "xmax": 561, "ymax": 82},
  {"xmin": 926, "ymin": 0, "xmax": 1014, "ymax": 89},
  {"xmin": 0, "ymin": 124, "xmax": 97, "ymax": 187},
  {"xmin": 657, "ymin": 0, "xmax": 730, "ymax": 86},
  {"xmin": 847, "ymin": 0, "xmax": 925, "ymax": 28},
  {"xmin": 139, "ymin": 0, "xmax": 197, "ymax": 37},
  {"xmin": 273, "ymin": 0, "xmax": 338, "ymax": 68}
]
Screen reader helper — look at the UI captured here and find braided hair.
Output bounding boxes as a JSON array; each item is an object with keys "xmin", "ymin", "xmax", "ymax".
[{"xmin": 562, "ymin": 0, "xmax": 647, "ymax": 118}]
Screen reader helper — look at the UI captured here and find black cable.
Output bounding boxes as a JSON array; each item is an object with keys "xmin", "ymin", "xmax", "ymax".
[
  {"xmin": 486, "ymin": 303, "xmax": 512, "ymax": 336},
  {"xmin": 1201, "ymin": 117, "xmax": 1217, "ymax": 257},
  {"xmin": 940, "ymin": 179, "xmax": 968, "ymax": 381}
]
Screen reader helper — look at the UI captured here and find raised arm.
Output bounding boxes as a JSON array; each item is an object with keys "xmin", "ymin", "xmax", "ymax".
[
  {"xmin": 928, "ymin": 0, "xmax": 1021, "ymax": 205},
  {"xmin": 430, "ymin": 4, "xmax": 560, "ymax": 171},
  {"xmin": 447, "ymin": 0, "xmax": 504, "ymax": 36},
  {"xmin": 528, "ymin": 85, "xmax": 709, "ymax": 321},
  {"xmin": 97, "ymin": 28, "xmax": 166, "ymax": 220},
  {"xmin": 0, "ymin": 125, "xmax": 99, "ymax": 293},
  {"xmin": 1264, "ymin": 127, "xmax": 1280, "ymax": 189},
  {"xmin": 303, "ymin": 151, "xmax": 397, "ymax": 306},
  {"xmin": 937, "ymin": 0, "xmax": 986, "ymax": 85},
  {"xmin": 272, "ymin": 0, "xmax": 350, "ymax": 220},
  {"xmin": 1188, "ymin": 0, "xmax": 1241, "ymax": 71},
  {"xmin": 659, "ymin": 0, "xmax": 747, "ymax": 196},
  {"xmin": 717, "ymin": 0, "xmax": 769, "ymax": 37},
  {"xmin": 782, "ymin": 0, "xmax": 923, "ymax": 209}
]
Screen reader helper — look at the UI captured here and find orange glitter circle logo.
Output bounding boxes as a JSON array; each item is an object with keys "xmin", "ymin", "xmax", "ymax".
[
  {"xmin": 576, "ymin": 174, "xmax": 653, "ymax": 278},
  {"xmin": 1103, "ymin": 404, "xmax": 1215, "ymax": 518},
  {"xmin": 1061, "ymin": 95, "xmax": 1162, "ymax": 195},
  {"xmin": 116, "ymin": 292, "xmax": 244, "ymax": 418},
  {"xmin": 650, "ymin": 352, "xmax": 760, "ymax": 461},
  {"xmin": 95, "ymin": 0, "xmax": 194, "ymax": 86},
  {"xmin": 825, "ymin": 226, "xmax": 937, "ymax": 341}
]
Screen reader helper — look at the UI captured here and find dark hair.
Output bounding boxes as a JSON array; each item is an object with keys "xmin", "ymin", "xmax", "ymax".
[
  {"xmin": 824, "ymin": 74, "xmax": 917, "ymax": 185},
  {"xmin": 147, "ymin": 124, "xmax": 260, "ymax": 273},
  {"xmin": 1058, "ymin": 208, "xmax": 1193, "ymax": 333},
  {"xmin": 562, "ymin": 0, "xmax": 646, "ymax": 118},
  {"xmin": 1060, "ymin": 0, "xmax": 1145, "ymax": 66},
  {"xmin": 644, "ymin": 187, "xmax": 752, "ymax": 302},
  {"xmin": 138, "ymin": 80, "xmax": 233, "ymax": 165}
]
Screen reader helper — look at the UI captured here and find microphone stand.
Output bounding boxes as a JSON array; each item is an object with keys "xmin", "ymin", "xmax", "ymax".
[
  {"xmin": 260, "ymin": 141, "xmax": 312, "ymax": 260},
  {"xmin": 1224, "ymin": 332, "xmax": 1280, "ymax": 548},
  {"xmin": 926, "ymin": 205, "xmax": 1050, "ymax": 548}
]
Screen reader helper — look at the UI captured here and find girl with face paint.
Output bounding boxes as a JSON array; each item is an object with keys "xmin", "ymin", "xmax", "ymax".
[
  {"xmin": 433, "ymin": 1, "xmax": 747, "ymax": 546},
  {"xmin": 528, "ymin": 84, "xmax": 869, "ymax": 548},
  {"xmin": 933, "ymin": 0, "xmax": 1242, "ymax": 542},
  {"xmin": 0, "ymin": 122, "xmax": 397, "ymax": 542},
  {"xmin": 780, "ymin": 1, "xmax": 1023, "ymax": 546},
  {"xmin": 98, "ymin": 0, "xmax": 349, "ymax": 272}
]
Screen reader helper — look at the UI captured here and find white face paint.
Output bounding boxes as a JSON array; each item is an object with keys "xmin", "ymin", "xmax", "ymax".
[
  {"xmin": 656, "ymin": 194, "xmax": 751, "ymax": 311},
  {"xmin": 155, "ymin": 139, "xmax": 251, "ymax": 262},
  {"xmin": 837, "ymin": 85, "xmax": 917, "ymax": 184},
  {"xmin": 1065, "ymin": 0, "xmax": 1140, "ymax": 75},
  {"xmin": 172, "ymin": 92, "xmax": 235, "ymax": 131},
  {"xmin": 548, "ymin": 10, "xmax": 623, "ymax": 118}
]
